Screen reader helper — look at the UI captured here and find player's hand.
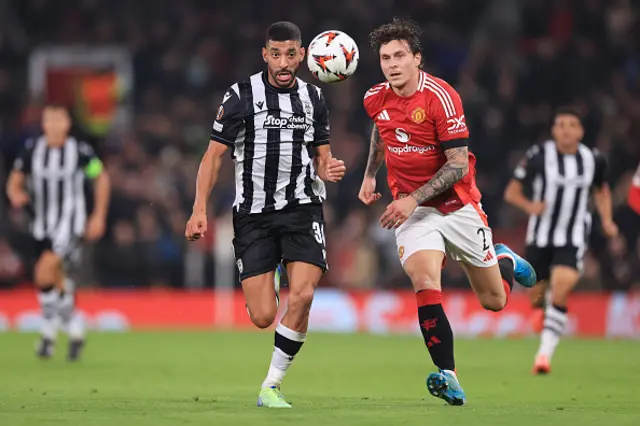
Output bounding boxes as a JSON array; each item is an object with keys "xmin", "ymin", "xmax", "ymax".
[
  {"xmin": 8, "ymin": 190, "xmax": 30, "ymax": 209},
  {"xmin": 185, "ymin": 212, "xmax": 208, "ymax": 241},
  {"xmin": 319, "ymin": 158, "xmax": 346, "ymax": 182},
  {"xmin": 379, "ymin": 196, "xmax": 418, "ymax": 229},
  {"xmin": 359, "ymin": 177, "xmax": 381, "ymax": 205},
  {"xmin": 602, "ymin": 220, "xmax": 619, "ymax": 239},
  {"xmin": 527, "ymin": 201, "xmax": 546, "ymax": 216},
  {"xmin": 85, "ymin": 214, "xmax": 106, "ymax": 241}
]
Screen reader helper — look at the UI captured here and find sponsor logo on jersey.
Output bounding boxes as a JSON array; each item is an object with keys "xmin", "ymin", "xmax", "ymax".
[
  {"xmin": 394, "ymin": 128, "xmax": 410, "ymax": 142},
  {"xmin": 446, "ymin": 115, "xmax": 467, "ymax": 133},
  {"xmin": 387, "ymin": 144, "xmax": 435, "ymax": 155},
  {"xmin": 263, "ymin": 115, "xmax": 310, "ymax": 131},
  {"xmin": 216, "ymin": 105, "xmax": 224, "ymax": 121},
  {"xmin": 411, "ymin": 107, "xmax": 426, "ymax": 124}
]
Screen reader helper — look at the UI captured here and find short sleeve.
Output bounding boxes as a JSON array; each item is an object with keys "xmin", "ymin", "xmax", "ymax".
[
  {"xmin": 12, "ymin": 139, "xmax": 35, "ymax": 174},
  {"xmin": 513, "ymin": 145, "xmax": 542, "ymax": 185},
  {"xmin": 429, "ymin": 78, "xmax": 470, "ymax": 144},
  {"xmin": 312, "ymin": 88, "xmax": 330, "ymax": 146},
  {"xmin": 210, "ymin": 84, "xmax": 245, "ymax": 147},
  {"xmin": 591, "ymin": 148, "xmax": 608, "ymax": 188},
  {"xmin": 78, "ymin": 141, "xmax": 104, "ymax": 179}
]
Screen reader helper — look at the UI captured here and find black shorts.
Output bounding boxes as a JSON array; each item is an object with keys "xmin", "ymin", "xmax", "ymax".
[
  {"xmin": 32, "ymin": 236, "xmax": 81, "ymax": 270},
  {"xmin": 232, "ymin": 203, "xmax": 328, "ymax": 281},
  {"xmin": 525, "ymin": 245, "xmax": 584, "ymax": 282}
]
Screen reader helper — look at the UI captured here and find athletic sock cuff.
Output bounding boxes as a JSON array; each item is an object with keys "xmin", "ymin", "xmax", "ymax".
[{"xmin": 416, "ymin": 289, "xmax": 442, "ymax": 307}]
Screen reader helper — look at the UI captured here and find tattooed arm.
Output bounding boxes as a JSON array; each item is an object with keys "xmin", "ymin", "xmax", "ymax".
[
  {"xmin": 410, "ymin": 146, "xmax": 469, "ymax": 204},
  {"xmin": 359, "ymin": 124, "xmax": 384, "ymax": 205},
  {"xmin": 365, "ymin": 125, "xmax": 384, "ymax": 177}
]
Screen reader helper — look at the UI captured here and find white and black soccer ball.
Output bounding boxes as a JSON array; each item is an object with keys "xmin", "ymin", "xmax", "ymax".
[{"xmin": 306, "ymin": 30, "xmax": 359, "ymax": 84}]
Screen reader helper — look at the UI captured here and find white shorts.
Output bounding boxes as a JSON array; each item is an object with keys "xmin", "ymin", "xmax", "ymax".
[{"xmin": 395, "ymin": 203, "xmax": 497, "ymax": 268}]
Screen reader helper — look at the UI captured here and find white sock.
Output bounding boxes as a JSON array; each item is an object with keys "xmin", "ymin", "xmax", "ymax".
[
  {"xmin": 58, "ymin": 280, "xmax": 85, "ymax": 340},
  {"xmin": 65, "ymin": 312, "xmax": 85, "ymax": 340},
  {"xmin": 261, "ymin": 323, "xmax": 306, "ymax": 389},
  {"xmin": 537, "ymin": 304, "xmax": 568, "ymax": 359},
  {"xmin": 37, "ymin": 288, "xmax": 60, "ymax": 341}
]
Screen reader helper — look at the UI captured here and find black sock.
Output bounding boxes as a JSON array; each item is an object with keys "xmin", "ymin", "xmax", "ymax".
[
  {"xmin": 39, "ymin": 284, "xmax": 55, "ymax": 293},
  {"xmin": 274, "ymin": 328, "xmax": 304, "ymax": 358},
  {"xmin": 497, "ymin": 257, "xmax": 515, "ymax": 290},
  {"xmin": 552, "ymin": 304, "xmax": 567, "ymax": 313},
  {"xmin": 416, "ymin": 289, "xmax": 455, "ymax": 371}
]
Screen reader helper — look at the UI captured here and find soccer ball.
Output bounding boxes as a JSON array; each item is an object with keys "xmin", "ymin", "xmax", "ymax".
[{"xmin": 307, "ymin": 30, "xmax": 359, "ymax": 84}]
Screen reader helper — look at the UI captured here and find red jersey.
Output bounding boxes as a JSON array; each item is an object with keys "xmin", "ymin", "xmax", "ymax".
[
  {"xmin": 629, "ymin": 162, "xmax": 640, "ymax": 215},
  {"xmin": 363, "ymin": 71, "xmax": 482, "ymax": 214}
]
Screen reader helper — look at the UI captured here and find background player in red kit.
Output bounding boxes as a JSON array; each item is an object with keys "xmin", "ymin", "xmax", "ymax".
[{"xmin": 359, "ymin": 18, "xmax": 538, "ymax": 405}]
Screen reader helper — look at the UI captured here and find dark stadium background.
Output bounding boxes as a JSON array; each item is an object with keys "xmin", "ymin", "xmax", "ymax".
[{"xmin": 0, "ymin": 0, "xmax": 638, "ymax": 297}]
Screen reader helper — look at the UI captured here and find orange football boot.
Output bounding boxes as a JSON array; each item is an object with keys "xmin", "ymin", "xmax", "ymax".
[{"xmin": 532, "ymin": 354, "xmax": 551, "ymax": 375}]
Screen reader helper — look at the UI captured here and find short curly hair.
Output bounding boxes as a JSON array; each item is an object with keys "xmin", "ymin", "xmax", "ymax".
[{"xmin": 369, "ymin": 17, "xmax": 423, "ymax": 55}]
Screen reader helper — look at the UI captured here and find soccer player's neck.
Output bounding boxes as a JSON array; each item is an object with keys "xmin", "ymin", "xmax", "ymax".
[
  {"xmin": 390, "ymin": 72, "xmax": 420, "ymax": 98},
  {"xmin": 555, "ymin": 141, "xmax": 579, "ymax": 155},
  {"xmin": 45, "ymin": 134, "xmax": 67, "ymax": 148}
]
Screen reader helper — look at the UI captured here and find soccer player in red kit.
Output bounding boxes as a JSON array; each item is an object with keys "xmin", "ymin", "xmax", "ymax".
[{"xmin": 359, "ymin": 18, "xmax": 537, "ymax": 405}]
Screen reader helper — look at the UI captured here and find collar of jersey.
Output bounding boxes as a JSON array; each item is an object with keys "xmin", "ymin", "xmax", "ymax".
[{"xmin": 262, "ymin": 71, "xmax": 299, "ymax": 93}]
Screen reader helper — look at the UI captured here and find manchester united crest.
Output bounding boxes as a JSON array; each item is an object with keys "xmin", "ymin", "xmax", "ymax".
[{"xmin": 411, "ymin": 107, "xmax": 426, "ymax": 124}]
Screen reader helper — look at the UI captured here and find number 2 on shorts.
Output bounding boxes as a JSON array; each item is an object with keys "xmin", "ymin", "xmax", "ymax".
[{"xmin": 477, "ymin": 228, "xmax": 490, "ymax": 251}]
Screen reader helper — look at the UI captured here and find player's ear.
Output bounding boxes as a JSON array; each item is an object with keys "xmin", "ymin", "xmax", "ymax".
[
  {"xmin": 262, "ymin": 46, "xmax": 269, "ymax": 63},
  {"xmin": 414, "ymin": 52, "xmax": 422, "ymax": 67},
  {"xmin": 300, "ymin": 46, "xmax": 306, "ymax": 62}
]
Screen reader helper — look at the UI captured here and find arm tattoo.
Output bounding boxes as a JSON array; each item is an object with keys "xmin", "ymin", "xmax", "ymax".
[
  {"xmin": 410, "ymin": 146, "xmax": 469, "ymax": 204},
  {"xmin": 365, "ymin": 125, "xmax": 385, "ymax": 177}
]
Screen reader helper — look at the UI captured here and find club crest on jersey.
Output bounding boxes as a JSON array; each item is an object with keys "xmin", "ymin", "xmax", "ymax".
[
  {"xmin": 411, "ymin": 107, "xmax": 426, "ymax": 124},
  {"xmin": 263, "ymin": 114, "xmax": 310, "ymax": 131},
  {"xmin": 398, "ymin": 245, "xmax": 405, "ymax": 259},
  {"xmin": 303, "ymin": 99, "xmax": 313, "ymax": 115}
]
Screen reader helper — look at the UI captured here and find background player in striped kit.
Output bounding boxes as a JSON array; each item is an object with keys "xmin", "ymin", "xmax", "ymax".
[
  {"xmin": 184, "ymin": 22, "xmax": 346, "ymax": 408},
  {"xmin": 6, "ymin": 104, "xmax": 110, "ymax": 361},
  {"xmin": 504, "ymin": 107, "xmax": 618, "ymax": 374}
]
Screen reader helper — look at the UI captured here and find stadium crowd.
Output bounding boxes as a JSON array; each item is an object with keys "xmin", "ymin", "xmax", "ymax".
[{"xmin": 0, "ymin": 0, "xmax": 638, "ymax": 291}]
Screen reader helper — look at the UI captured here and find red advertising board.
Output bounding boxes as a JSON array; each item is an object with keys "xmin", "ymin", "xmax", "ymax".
[{"xmin": 1, "ymin": 289, "xmax": 638, "ymax": 338}]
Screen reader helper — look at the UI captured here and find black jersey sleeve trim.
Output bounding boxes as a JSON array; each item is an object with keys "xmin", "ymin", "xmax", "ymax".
[{"xmin": 441, "ymin": 138, "xmax": 468, "ymax": 150}]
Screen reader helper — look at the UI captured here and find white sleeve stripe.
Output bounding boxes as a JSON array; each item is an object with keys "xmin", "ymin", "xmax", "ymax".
[
  {"xmin": 424, "ymin": 76, "xmax": 456, "ymax": 117},
  {"xmin": 230, "ymin": 83, "xmax": 240, "ymax": 98},
  {"xmin": 423, "ymin": 82, "xmax": 455, "ymax": 118}
]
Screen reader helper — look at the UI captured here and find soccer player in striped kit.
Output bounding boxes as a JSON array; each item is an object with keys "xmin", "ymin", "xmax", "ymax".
[
  {"xmin": 505, "ymin": 107, "xmax": 618, "ymax": 374},
  {"xmin": 185, "ymin": 22, "xmax": 346, "ymax": 408},
  {"xmin": 6, "ymin": 104, "xmax": 110, "ymax": 361}
]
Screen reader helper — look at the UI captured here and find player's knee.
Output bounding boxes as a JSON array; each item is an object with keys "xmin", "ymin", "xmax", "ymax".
[
  {"xmin": 479, "ymin": 292, "xmax": 507, "ymax": 312},
  {"xmin": 410, "ymin": 274, "xmax": 441, "ymax": 292},
  {"xmin": 250, "ymin": 309, "xmax": 277, "ymax": 329},
  {"xmin": 288, "ymin": 284, "xmax": 315, "ymax": 311},
  {"xmin": 34, "ymin": 253, "xmax": 60, "ymax": 287}
]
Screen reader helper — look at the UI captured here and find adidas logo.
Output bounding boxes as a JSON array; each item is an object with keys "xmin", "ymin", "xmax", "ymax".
[
  {"xmin": 483, "ymin": 251, "xmax": 494, "ymax": 262},
  {"xmin": 377, "ymin": 110, "xmax": 390, "ymax": 121}
]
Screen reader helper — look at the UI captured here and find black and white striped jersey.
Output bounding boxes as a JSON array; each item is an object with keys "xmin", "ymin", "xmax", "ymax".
[
  {"xmin": 513, "ymin": 140, "xmax": 608, "ymax": 248},
  {"xmin": 210, "ymin": 71, "xmax": 330, "ymax": 214},
  {"xmin": 13, "ymin": 136, "xmax": 99, "ymax": 249}
]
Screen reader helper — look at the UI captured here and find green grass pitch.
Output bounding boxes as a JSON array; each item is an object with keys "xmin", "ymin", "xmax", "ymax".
[{"xmin": 1, "ymin": 332, "xmax": 639, "ymax": 425}]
